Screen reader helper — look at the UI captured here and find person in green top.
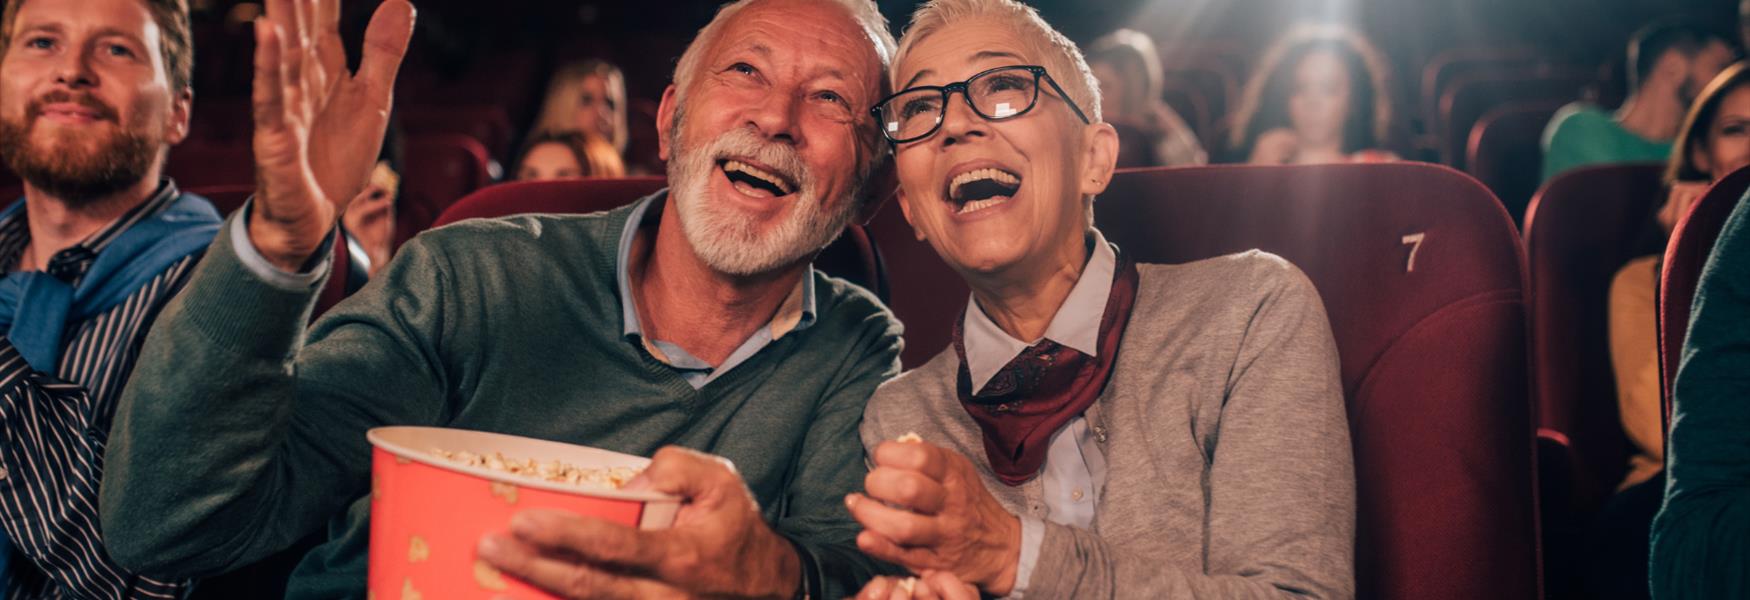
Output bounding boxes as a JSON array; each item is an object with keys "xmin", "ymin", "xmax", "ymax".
[
  {"xmin": 97, "ymin": 0, "xmax": 906, "ymax": 599},
  {"xmin": 1541, "ymin": 21, "xmax": 1737, "ymax": 184},
  {"xmin": 1651, "ymin": 190, "xmax": 1750, "ymax": 598}
]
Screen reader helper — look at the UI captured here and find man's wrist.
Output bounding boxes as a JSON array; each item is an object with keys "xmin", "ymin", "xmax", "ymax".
[
  {"xmin": 981, "ymin": 512, "xmax": 1023, "ymax": 596},
  {"xmin": 246, "ymin": 205, "xmax": 331, "ymax": 272},
  {"xmin": 770, "ymin": 531, "xmax": 808, "ymax": 600}
]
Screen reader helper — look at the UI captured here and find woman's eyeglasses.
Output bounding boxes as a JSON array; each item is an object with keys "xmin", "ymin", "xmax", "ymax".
[{"xmin": 871, "ymin": 65, "xmax": 1091, "ymax": 144}]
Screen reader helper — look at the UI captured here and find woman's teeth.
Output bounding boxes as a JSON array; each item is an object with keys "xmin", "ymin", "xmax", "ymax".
[{"xmin": 957, "ymin": 196, "xmax": 1009, "ymax": 214}]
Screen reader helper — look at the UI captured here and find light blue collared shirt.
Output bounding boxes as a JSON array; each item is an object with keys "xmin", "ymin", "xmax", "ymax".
[
  {"xmin": 961, "ymin": 229, "xmax": 1115, "ymax": 599},
  {"xmin": 615, "ymin": 194, "xmax": 817, "ymax": 389}
]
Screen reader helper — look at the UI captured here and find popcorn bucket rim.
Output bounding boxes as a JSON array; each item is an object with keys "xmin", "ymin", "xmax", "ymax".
[{"xmin": 366, "ymin": 425, "xmax": 679, "ymax": 503}]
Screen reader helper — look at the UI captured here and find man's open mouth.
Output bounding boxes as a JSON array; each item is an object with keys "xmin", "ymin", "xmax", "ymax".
[
  {"xmin": 718, "ymin": 159, "xmax": 797, "ymax": 198},
  {"xmin": 946, "ymin": 167, "xmax": 1021, "ymax": 215}
]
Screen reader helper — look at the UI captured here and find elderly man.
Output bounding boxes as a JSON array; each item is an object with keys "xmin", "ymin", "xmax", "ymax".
[
  {"xmin": 0, "ymin": 0, "xmax": 222, "ymax": 596},
  {"xmin": 99, "ymin": 0, "xmax": 902, "ymax": 598}
]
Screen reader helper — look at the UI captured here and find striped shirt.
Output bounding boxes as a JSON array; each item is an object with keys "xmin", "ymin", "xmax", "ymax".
[{"xmin": 0, "ymin": 182, "xmax": 200, "ymax": 599}]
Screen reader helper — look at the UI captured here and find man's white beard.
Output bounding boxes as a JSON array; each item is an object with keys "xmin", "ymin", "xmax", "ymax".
[{"xmin": 666, "ymin": 122, "xmax": 861, "ymax": 277}]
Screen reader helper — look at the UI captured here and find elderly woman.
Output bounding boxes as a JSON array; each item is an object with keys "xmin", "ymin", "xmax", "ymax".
[{"xmin": 846, "ymin": 1, "xmax": 1356, "ymax": 598}]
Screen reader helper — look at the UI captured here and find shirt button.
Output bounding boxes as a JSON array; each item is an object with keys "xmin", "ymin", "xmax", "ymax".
[
  {"xmin": 1071, "ymin": 488, "xmax": 1084, "ymax": 501},
  {"xmin": 0, "ymin": 466, "xmax": 10, "ymax": 480}
]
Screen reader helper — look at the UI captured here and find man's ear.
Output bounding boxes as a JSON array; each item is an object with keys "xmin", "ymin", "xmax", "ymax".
[
  {"xmin": 857, "ymin": 157, "xmax": 897, "ymax": 226},
  {"xmin": 166, "ymin": 87, "xmax": 193, "ymax": 146},
  {"xmin": 1078, "ymin": 122, "xmax": 1120, "ymax": 197},
  {"xmin": 655, "ymin": 84, "xmax": 679, "ymax": 162}
]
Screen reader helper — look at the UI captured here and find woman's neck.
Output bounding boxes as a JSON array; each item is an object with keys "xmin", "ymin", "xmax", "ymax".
[{"xmin": 965, "ymin": 233, "xmax": 1091, "ymax": 343}]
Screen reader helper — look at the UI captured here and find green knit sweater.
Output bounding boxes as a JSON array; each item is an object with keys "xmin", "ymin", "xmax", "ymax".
[
  {"xmin": 97, "ymin": 199, "xmax": 904, "ymax": 599},
  {"xmin": 1651, "ymin": 193, "xmax": 1750, "ymax": 598}
]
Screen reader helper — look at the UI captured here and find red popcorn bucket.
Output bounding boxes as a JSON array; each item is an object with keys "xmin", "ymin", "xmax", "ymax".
[{"xmin": 366, "ymin": 426, "xmax": 680, "ymax": 599}]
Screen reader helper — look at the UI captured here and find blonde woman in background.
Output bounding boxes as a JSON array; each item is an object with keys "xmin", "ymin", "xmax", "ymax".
[{"xmin": 531, "ymin": 59, "xmax": 630, "ymax": 156}]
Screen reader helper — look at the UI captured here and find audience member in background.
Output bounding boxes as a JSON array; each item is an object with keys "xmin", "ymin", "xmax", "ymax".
[
  {"xmin": 849, "ymin": 1, "xmax": 1354, "ymax": 598},
  {"xmin": 1086, "ymin": 29, "xmax": 1206, "ymax": 167},
  {"xmin": 0, "ymin": 0, "xmax": 222, "ymax": 596},
  {"xmin": 1542, "ymin": 21, "xmax": 1737, "ymax": 184},
  {"xmin": 100, "ymin": 0, "xmax": 906, "ymax": 599},
  {"xmin": 513, "ymin": 129, "xmax": 627, "ymax": 181},
  {"xmin": 1229, "ymin": 24, "xmax": 1395, "ymax": 165},
  {"xmin": 1650, "ymin": 165, "xmax": 1750, "ymax": 600},
  {"xmin": 1590, "ymin": 61, "xmax": 1750, "ymax": 600},
  {"xmin": 339, "ymin": 117, "xmax": 403, "ymax": 279},
  {"xmin": 532, "ymin": 59, "xmax": 629, "ymax": 158}
]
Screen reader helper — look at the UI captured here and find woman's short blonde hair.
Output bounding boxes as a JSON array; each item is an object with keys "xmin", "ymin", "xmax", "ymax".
[{"xmin": 894, "ymin": 0, "xmax": 1102, "ymax": 124}]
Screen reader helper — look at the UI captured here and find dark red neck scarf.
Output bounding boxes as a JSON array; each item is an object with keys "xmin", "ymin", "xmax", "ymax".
[{"xmin": 953, "ymin": 246, "xmax": 1139, "ymax": 486}]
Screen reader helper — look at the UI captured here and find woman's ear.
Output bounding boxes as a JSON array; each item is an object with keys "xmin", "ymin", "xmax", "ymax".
[
  {"xmin": 1079, "ymin": 122, "xmax": 1120, "ymax": 196},
  {"xmin": 1691, "ymin": 141, "xmax": 1715, "ymax": 178}
]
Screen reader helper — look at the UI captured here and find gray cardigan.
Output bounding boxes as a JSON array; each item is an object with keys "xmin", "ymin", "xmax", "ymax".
[{"xmin": 862, "ymin": 251, "xmax": 1355, "ymax": 599}]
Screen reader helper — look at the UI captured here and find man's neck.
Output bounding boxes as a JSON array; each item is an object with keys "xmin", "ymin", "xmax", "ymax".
[
  {"xmin": 630, "ymin": 199, "xmax": 808, "ymax": 367},
  {"xmin": 13, "ymin": 174, "xmax": 161, "ymax": 273},
  {"xmin": 1617, "ymin": 87, "xmax": 1685, "ymax": 143}
]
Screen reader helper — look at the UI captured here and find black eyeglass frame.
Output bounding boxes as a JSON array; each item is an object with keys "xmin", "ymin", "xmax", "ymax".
[{"xmin": 870, "ymin": 64, "xmax": 1092, "ymax": 144}]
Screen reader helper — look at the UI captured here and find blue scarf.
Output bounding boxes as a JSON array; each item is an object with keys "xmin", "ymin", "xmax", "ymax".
[{"xmin": 0, "ymin": 192, "xmax": 221, "ymax": 374}]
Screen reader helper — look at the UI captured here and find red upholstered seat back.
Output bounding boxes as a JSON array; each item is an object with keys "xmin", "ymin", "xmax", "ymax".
[
  {"xmin": 395, "ymin": 134, "xmax": 496, "ymax": 250},
  {"xmin": 1438, "ymin": 69, "xmax": 1591, "ymax": 170},
  {"xmin": 1466, "ymin": 100, "xmax": 1568, "ymax": 223},
  {"xmin": 1522, "ymin": 162, "xmax": 1666, "ymax": 510},
  {"xmin": 1659, "ymin": 166, "xmax": 1750, "ymax": 424},
  {"xmin": 1096, "ymin": 163, "xmax": 1538, "ymax": 600},
  {"xmin": 431, "ymin": 178, "xmax": 884, "ymax": 300},
  {"xmin": 863, "ymin": 199, "xmax": 969, "ymax": 367}
]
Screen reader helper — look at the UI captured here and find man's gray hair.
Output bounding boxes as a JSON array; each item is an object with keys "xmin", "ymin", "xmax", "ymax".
[
  {"xmin": 672, "ymin": 0, "xmax": 897, "ymax": 106},
  {"xmin": 895, "ymin": 0, "xmax": 1102, "ymax": 123}
]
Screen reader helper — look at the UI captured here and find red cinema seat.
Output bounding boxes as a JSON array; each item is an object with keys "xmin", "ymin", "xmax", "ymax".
[
  {"xmin": 1438, "ymin": 69, "xmax": 1592, "ymax": 170},
  {"xmin": 400, "ymin": 105, "xmax": 516, "ymax": 166},
  {"xmin": 165, "ymin": 140, "xmax": 256, "ymax": 189},
  {"xmin": 1467, "ymin": 99, "xmax": 1568, "ymax": 223},
  {"xmin": 395, "ymin": 134, "xmax": 496, "ymax": 250},
  {"xmin": 186, "ymin": 184, "xmax": 255, "ymax": 218},
  {"xmin": 1419, "ymin": 46, "xmax": 1549, "ymax": 132},
  {"xmin": 432, "ymin": 178, "xmax": 885, "ymax": 301},
  {"xmin": 1522, "ymin": 162, "xmax": 1667, "ymax": 511},
  {"xmin": 1096, "ymin": 163, "xmax": 1538, "ymax": 600},
  {"xmin": 863, "ymin": 198, "xmax": 969, "ymax": 368},
  {"xmin": 1660, "ymin": 166, "xmax": 1750, "ymax": 424}
]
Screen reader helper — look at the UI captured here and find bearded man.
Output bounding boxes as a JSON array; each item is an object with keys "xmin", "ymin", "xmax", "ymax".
[
  {"xmin": 0, "ymin": 0, "xmax": 222, "ymax": 596},
  {"xmin": 99, "ymin": 0, "xmax": 905, "ymax": 598}
]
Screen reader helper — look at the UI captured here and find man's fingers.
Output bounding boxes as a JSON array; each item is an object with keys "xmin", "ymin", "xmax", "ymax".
[
  {"xmin": 845, "ymin": 492, "xmax": 942, "ymax": 546},
  {"xmin": 854, "ymin": 529, "xmax": 941, "ymax": 572},
  {"xmin": 865, "ymin": 466, "xmax": 947, "ymax": 514},
  {"xmin": 920, "ymin": 571, "xmax": 978, "ymax": 600},
  {"xmin": 873, "ymin": 441, "xmax": 950, "ymax": 482},
  {"xmin": 625, "ymin": 446, "xmax": 742, "ymax": 503},
  {"xmin": 507, "ymin": 509, "xmax": 670, "ymax": 574},
  {"xmin": 478, "ymin": 533, "xmax": 670, "ymax": 600},
  {"xmin": 275, "ymin": 24, "xmax": 304, "ymax": 122},
  {"xmin": 312, "ymin": 0, "xmax": 343, "ymax": 96},
  {"xmin": 857, "ymin": 576, "xmax": 895, "ymax": 600},
  {"xmin": 355, "ymin": 0, "xmax": 415, "ymax": 101},
  {"xmin": 251, "ymin": 19, "xmax": 285, "ymax": 129}
]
